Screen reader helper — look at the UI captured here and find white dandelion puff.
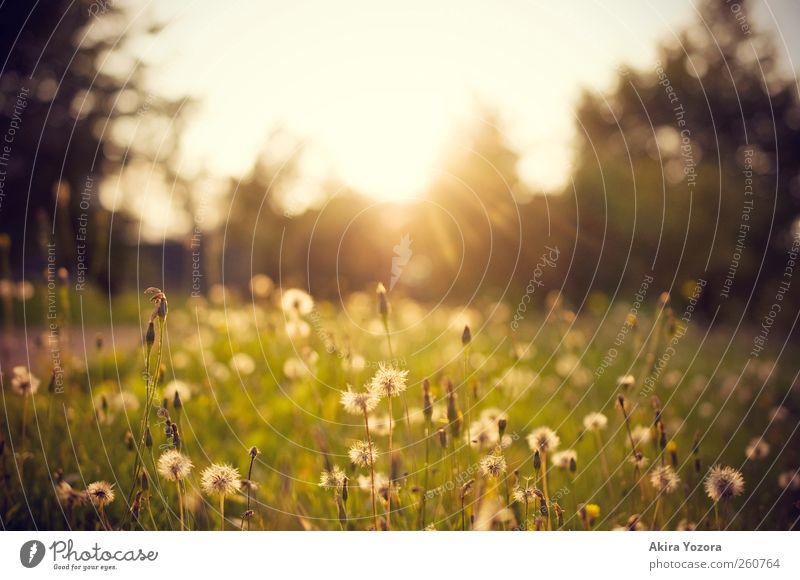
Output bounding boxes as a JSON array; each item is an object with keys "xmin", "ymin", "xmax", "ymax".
[
  {"xmin": 86, "ymin": 481, "xmax": 115, "ymax": 508},
  {"xmin": 10, "ymin": 366, "xmax": 40, "ymax": 397},
  {"xmin": 649, "ymin": 465, "xmax": 681, "ymax": 494},
  {"xmin": 157, "ymin": 450, "xmax": 194, "ymax": 482},
  {"xmin": 281, "ymin": 288, "xmax": 314, "ymax": 317},
  {"xmin": 526, "ymin": 427, "xmax": 560, "ymax": 453},
  {"xmin": 340, "ymin": 389, "xmax": 380, "ymax": 415},
  {"xmin": 479, "ymin": 451, "xmax": 507, "ymax": 479},
  {"xmin": 200, "ymin": 463, "xmax": 241, "ymax": 497},
  {"xmin": 368, "ymin": 364, "xmax": 409, "ymax": 399},
  {"xmin": 348, "ymin": 440, "xmax": 378, "ymax": 468},
  {"xmin": 319, "ymin": 466, "xmax": 347, "ymax": 490},
  {"xmin": 704, "ymin": 465, "xmax": 745, "ymax": 502},
  {"xmin": 582, "ymin": 412, "xmax": 608, "ymax": 432}
]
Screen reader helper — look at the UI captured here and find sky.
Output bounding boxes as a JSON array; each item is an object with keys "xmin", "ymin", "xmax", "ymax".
[{"xmin": 111, "ymin": 0, "xmax": 800, "ymax": 212}]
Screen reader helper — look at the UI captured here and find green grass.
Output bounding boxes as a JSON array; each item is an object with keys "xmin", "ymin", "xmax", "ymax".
[{"xmin": 1, "ymin": 287, "xmax": 798, "ymax": 531}]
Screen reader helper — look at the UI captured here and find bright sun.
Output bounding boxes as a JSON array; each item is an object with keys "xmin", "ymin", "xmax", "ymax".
[{"xmin": 284, "ymin": 47, "xmax": 468, "ymax": 203}]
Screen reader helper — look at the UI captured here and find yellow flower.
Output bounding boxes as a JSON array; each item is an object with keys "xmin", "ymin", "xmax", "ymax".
[{"xmin": 585, "ymin": 503, "xmax": 601, "ymax": 520}]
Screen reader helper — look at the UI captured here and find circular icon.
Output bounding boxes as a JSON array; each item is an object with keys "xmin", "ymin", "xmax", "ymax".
[{"xmin": 20, "ymin": 540, "xmax": 46, "ymax": 568}]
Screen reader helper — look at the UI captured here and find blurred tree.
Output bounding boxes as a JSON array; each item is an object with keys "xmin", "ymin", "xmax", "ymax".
[
  {"xmin": 567, "ymin": 0, "xmax": 800, "ymax": 318},
  {"xmin": 0, "ymin": 0, "xmax": 185, "ymax": 292}
]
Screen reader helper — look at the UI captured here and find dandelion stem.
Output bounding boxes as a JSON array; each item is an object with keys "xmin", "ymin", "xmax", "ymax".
[
  {"xmin": 175, "ymin": 481, "xmax": 185, "ymax": 531},
  {"xmin": 386, "ymin": 395, "xmax": 392, "ymax": 531},
  {"xmin": 219, "ymin": 495, "xmax": 225, "ymax": 531},
  {"xmin": 524, "ymin": 500, "xmax": 529, "ymax": 531},
  {"xmin": 651, "ymin": 492, "xmax": 661, "ymax": 530},
  {"xmin": 541, "ymin": 451, "xmax": 551, "ymax": 531},
  {"xmin": 363, "ymin": 410, "xmax": 378, "ymax": 531},
  {"xmin": 21, "ymin": 394, "xmax": 28, "ymax": 449}
]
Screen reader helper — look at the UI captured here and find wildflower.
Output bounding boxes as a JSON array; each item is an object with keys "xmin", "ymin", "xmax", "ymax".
[
  {"xmin": 745, "ymin": 437, "xmax": 770, "ymax": 461},
  {"xmin": 704, "ymin": 465, "xmax": 745, "ymax": 502},
  {"xmin": 348, "ymin": 440, "xmax": 378, "ymax": 468},
  {"xmin": 649, "ymin": 465, "xmax": 681, "ymax": 494},
  {"xmin": 579, "ymin": 503, "xmax": 601, "ymax": 526},
  {"xmin": 340, "ymin": 389, "xmax": 379, "ymax": 415},
  {"xmin": 319, "ymin": 466, "xmax": 347, "ymax": 490},
  {"xmin": 368, "ymin": 364, "xmax": 409, "ymax": 398},
  {"xmin": 526, "ymin": 427, "xmax": 560, "ymax": 453},
  {"xmin": 582, "ymin": 412, "xmax": 608, "ymax": 432},
  {"xmin": 666, "ymin": 440, "xmax": 679, "ymax": 466},
  {"xmin": 86, "ymin": 481, "xmax": 115, "ymax": 507},
  {"xmin": 479, "ymin": 450, "xmax": 507, "ymax": 479},
  {"xmin": 157, "ymin": 450, "xmax": 194, "ymax": 482},
  {"xmin": 200, "ymin": 464, "xmax": 241, "ymax": 497},
  {"xmin": 461, "ymin": 325, "xmax": 471, "ymax": 346},
  {"xmin": 551, "ymin": 449, "xmax": 577, "ymax": 470},
  {"xmin": 10, "ymin": 366, "xmax": 39, "ymax": 397},
  {"xmin": 281, "ymin": 288, "xmax": 314, "ymax": 317}
]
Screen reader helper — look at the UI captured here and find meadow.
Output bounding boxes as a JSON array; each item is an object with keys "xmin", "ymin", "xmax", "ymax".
[{"xmin": 1, "ymin": 278, "xmax": 798, "ymax": 531}]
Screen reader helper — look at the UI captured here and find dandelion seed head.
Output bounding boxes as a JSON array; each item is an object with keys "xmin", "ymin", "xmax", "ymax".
[
  {"xmin": 229, "ymin": 352, "xmax": 256, "ymax": 376},
  {"xmin": 348, "ymin": 440, "xmax": 378, "ymax": 468},
  {"xmin": 340, "ymin": 389, "xmax": 379, "ymax": 415},
  {"xmin": 551, "ymin": 449, "xmax": 577, "ymax": 470},
  {"xmin": 649, "ymin": 465, "xmax": 681, "ymax": 494},
  {"xmin": 628, "ymin": 425, "xmax": 652, "ymax": 448},
  {"xmin": 745, "ymin": 437, "xmax": 770, "ymax": 461},
  {"xmin": 582, "ymin": 412, "xmax": 608, "ymax": 432},
  {"xmin": 512, "ymin": 485, "xmax": 538, "ymax": 504},
  {"xmin": 319, "ymin": 465, "xmax": 347, "ymax": 490},
  {"xmin": 629, "ymin": 453, "xmax": 650, "ymax": 469},
  {"xmin": 526, "ymin": 427, "xmax": 560, "ymax": 453},
  {"xmin": 368, "ymin": 364, "xmax": 409, "ymax": 398},
  {"xmin": 200, "ymin": 463, "xmax": 241, "ymax": 497},
  {"xmin": 10, "ymin": 366, "xmax": 39, "ymax": 397},
  {"xmin": 479, "ymin": 451, "xmax": 507, "ymax": 478},
  {"xmin": 285, "ymin": 319, "xmax": 311, "ymax": 338},
  {"xmin": 704, "ymin": 465, "xmax": 745, "ymax": 502},
  {"xmin": 281, "ymin": 288, "xmax": 314, "ymax": 317},
  {"xmin": 86, "ymin": 481, "xmax": 115, "ymax": 507},
  {"xmin": 157, "ymin": 450, "xmax": 194, "ymax": 482},
  {"xmin": 778, "ymin": 470, "xmax": 800, "ymax": 491},
  {"xmin": 467, "ymin": 416, "xmax": 512, "ymax": 450}
]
